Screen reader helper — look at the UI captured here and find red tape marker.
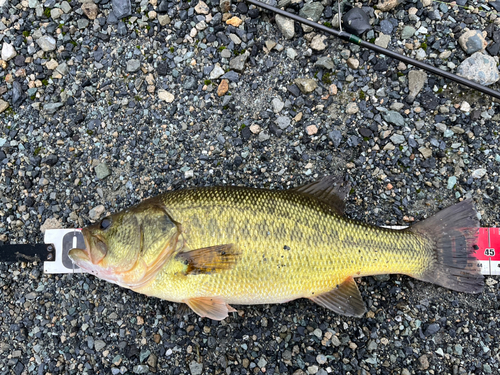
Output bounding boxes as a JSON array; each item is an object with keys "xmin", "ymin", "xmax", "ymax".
[{"xmin": 475, "ymin": 228, "xmax": 500, "ymax": 276}]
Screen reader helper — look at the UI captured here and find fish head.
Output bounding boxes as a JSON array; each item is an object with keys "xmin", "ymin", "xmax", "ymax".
[{"xmin": 69, "ymin": 200, "xmax": 179, "ymax": 288}]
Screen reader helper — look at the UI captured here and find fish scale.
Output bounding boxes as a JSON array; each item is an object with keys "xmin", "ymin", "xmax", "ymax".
[{"xmin": 69, "ymin": 177, "xmax": 483, "ymax": 320}]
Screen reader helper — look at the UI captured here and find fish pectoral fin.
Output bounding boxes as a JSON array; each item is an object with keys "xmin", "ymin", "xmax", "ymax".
[
  {"xmin": 309, "ymin": 276, "xmax": 366, "ymax": 317},
  {"xmin": 184, "ymin": 297, "xmax": 234, "ymax": 320},
  {"xmin": 291, "ymin": 175, "xmax": 350, "ymax": 215},
  {"xmin": 175, "ymin": 244, "xmax": 239, "ymax": 275}
]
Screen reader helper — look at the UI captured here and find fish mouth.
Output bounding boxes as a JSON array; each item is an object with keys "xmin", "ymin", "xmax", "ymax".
[{"xmin": 68, "ymin": 228, "xmax": 106, "ymax": 269}]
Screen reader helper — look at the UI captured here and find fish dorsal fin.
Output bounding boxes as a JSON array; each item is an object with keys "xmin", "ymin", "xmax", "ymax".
[
  {"xmin": 310, "ymin": 276, "xmax": 366, "ymax": 317},
  {"xmin": 175, "ymin": 244, "xmax": 239, "ymax": 275},
  {"xmin": 184, "ymin": 297, "xmax": 235, "ymax": 320},
  {"xmin": 291, "ymin": 175, "xmax": 350, "ymax": 215}
]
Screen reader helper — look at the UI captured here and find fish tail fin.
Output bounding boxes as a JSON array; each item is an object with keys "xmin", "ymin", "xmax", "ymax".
[{"xmin": 409, "ymin": 199, "xmax": 483, "ymax": 294}]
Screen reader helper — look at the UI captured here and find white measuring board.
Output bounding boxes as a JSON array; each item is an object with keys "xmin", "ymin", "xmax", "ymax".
[{"xmin": 43, "ymin": 227, "xmax": 500, "ymax": 276}]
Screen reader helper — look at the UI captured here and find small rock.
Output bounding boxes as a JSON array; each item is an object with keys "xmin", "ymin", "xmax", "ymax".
[
  {"xmin": 310, "ymin": 35, "xmax": 327, "ymax": 51},
  {"xmin": 81, "ymin": 1, "xmax": 99, "ymax": 20},
  {"xmin": 61, "ymin": 1, "xmax": 71, "ymax": 12},
  {"xmin": 265, "ymin": 40, "xmax": 277, "ymax": 51},
  {"xmin": 1, "ymin": 43, "xmax": 17, "ymax": 62},
  {"xmin": 343, "ymin": 8, "xmax": 371, "ymax": 35},
  {"xmin": 259, "ymin": 131, "xmax": 270, "ymax": 141},
  {"xmin": 401, "ymin": 26, "xmax": 416, "ymax": 39},
  {"xmin": 40, "ymin": 218, "xmax": 62, "ymax": 233},
  {"xmin": 158, "ymin": 14, "xmax": 170, "ymax": 26},
  {"xmin": 346, "ymin": 58, "xmax": 359, "ymax": 69},
  {"xmin": 36, "ymin": 36, "xmax": 56, "ymax": 52},
  {"xmin": 299, "ymin": 2, "xmax": 324, "ymax": 22},
  {"xmin": 471, "ymin": 168, "xmax": 487, "ymax": 179},
  {"xmin": 294, "ymin": 78, "xmax": 317, "ymax": 93},
  {"xmin": 276, "ymin": 116, "xmax": 291, "ymax": 130},
  {"xmin": 194, "ymin": 0, "xmax": 209, "ymax": 14},
  {"xmin": 113, "ymin": 0, "xmax": 131, "ymax": 18},
  {"xmin": 316, "ymin": 354, "xmax": 327, "ymax": 365},
  {"xmin": 220, "ymin": 0, "xmax": 231, "ymax": 13},
  {"xmin": 158, "ymin": 90, "xmax": 175, "ymax": 103},
  {"xmin": 126, "ymin": 59, "xmax": 141, "ymax": 73},
  {"xmin": 435, "ymin": 348, "xmax": 444, "ymax": 357},
  {"xmin": 229, "ymin": 52, "xmax": 249, "ymax": 72},
  {"xmin": 380, "ymin": 19, "xmax": 394, "ymax": 34},
  {"xmin": 43, "ymin": 102, "xmax": 63, "ymax": 114},
  {"xmin": 419, "ymin": 147, "xmax": 432, "ymax": 159},
  {"xmin": 94, "ymin": 340, "xmax": 106, "ymax": 351},
  {"xmin": 315, "ymin": 56, "xmax": 334, "ymax": 70},
  {"xmin": 286, "ymin": 48, "xmax": 297, "ymax": 59},
  {"xmin": 133, "ymin": 365, "xmax": 149, "ymax": 374},
  {"xmin": 217, "ymin": 79, "xmax": 229, "ymax": 96},
  {"xmin": 459, "ymin": 30, "xmax": 487, "ymax": 54},
  {"xmin": 374, "ymin": 34, "xmax": 391, "ymax": 48},
  {"xmin": 329, "ymin": 84, "xmax": 338, "ymax": 95},
  {"xmin": 390, "ymin": 134, "xmax": 405, "ymax": 144},
  {"xmin": 306, "ymin": 125, "xmax": 318, "ymax": 135},
  {"xmin": 272, "ymin": 98, "xmax": 284, "ymax": 113},
  {"xmin": 346, "ymin": 102, "xmax": 359, "ymax": 114},
  {"xmin": 0, "ymin": 99, "xmax": 9, "ymax": 114},
  {"xmin": 50, "ymin": 8, "xmax": 63, "ymax": 19},
  {"xmin": 418, "ymin": 355, "xmax": 429, "ymax": 370},
  {"xmin": 383, "ymin": 142, "xmax": 395, "ymax": 150},
  {"xmin": 46, "ymin": 59, "xmax": 58, "ymax": 70},
  {"xmin": 189, "ymin": 361, "xmax": 203, "ymax": 375},
  {"xmin": 457, "ymin": 52, "xmax": 500, "ymax": 86},
  {"xmin": 183, "ymin": 76, "xmax": 197, "ymax": 90},
  {"xmin": 407, "ymin": 70, "xmax": 427, "ymax": 101},
  {"xmin": 377, "ymin": 0, "xmax": 399, "ymax": 11},
  {"xmin": 95, "ymin": 163, "xmax": 111, "ymax": 179},
  {"xmin": 77, "ymin": 19, "xmax": 89, "ymax": 29},
  {"xmin": 226, "ymin": 16, "xmax": 242, "ymax": 26},
  {"xmin": 250, "ymin": 124, "xmax": 261, "ymax": 134},
  {"xmin": 275, "ymin": 14, "xmax": 295, "ymax": 40},
  {"xmin": 383, "ymin": 110, "xmax": 405, "ymax": 126},
  {"xmin": 210, "ymin": 64, "xmax": 225, "ymax": 79},
  {"xmin": 460, "ymin": 101, "xmax": 471, "ymax": 112},
  {"xmin": 447, "ymin": 176, "xmax": 457, "ymax": 189}
]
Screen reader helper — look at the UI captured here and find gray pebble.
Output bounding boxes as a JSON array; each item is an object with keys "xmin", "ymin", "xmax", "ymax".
[
  {"xmin": 95, "ymin": 163, "xmax": 111, "ymax": 179},
  {"xmin": 126, "ymin": 59, "xmax": 141, "ymax": 73}
]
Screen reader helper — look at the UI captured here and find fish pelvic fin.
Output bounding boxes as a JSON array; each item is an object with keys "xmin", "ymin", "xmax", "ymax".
[
  {"xmin": 291, "ymin": 175, "xmax": 350, "ymax": 215},
  {"xmin": 309, "ymin": 276, "xmax": 366, "ymax": 317},
  {"xmin": 409, "ymin": 199, "xmax": 483, "ymax": 294},
  {"xmin": 175, "ymin": 244, "xmax": 239, "ymax": 275},
  {"xmin": 184, "ymin": 297, "xmax": 235, "ymax": 320}
]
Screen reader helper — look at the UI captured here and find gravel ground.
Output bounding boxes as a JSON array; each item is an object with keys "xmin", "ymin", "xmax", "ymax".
[{"xmin": 2, "ymin": 0, "xmax": 500, "ymax": 373}]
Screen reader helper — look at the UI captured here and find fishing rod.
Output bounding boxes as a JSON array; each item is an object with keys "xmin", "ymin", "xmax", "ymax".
[{"xmin": 246, "ymin": 0, "xmax": 500, "ymax": 100}]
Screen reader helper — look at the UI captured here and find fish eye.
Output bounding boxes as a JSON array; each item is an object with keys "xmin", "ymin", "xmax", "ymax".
[{"xmin": 100, "ymin": 218, "xmax": 111, "ymax": 230}]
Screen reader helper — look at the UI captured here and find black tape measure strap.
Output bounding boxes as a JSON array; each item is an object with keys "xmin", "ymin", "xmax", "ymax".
[{"xmin": 0, "ymin": 243, "xmax": 49, "ymax": 263}]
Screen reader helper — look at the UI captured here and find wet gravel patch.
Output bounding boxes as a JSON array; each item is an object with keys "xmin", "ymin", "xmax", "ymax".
[{"xmin": 1, "ymin": 0, "xmax": 500, "ymax": 373}]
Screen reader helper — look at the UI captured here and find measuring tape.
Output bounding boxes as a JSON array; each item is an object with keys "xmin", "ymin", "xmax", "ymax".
[
  {"xmin": 475, "ymin": 228, "xmax": 500, "ymax": 276},
  {"xmin": 42, "ymin": 228, "xmax": 500, "ymax": 276}
]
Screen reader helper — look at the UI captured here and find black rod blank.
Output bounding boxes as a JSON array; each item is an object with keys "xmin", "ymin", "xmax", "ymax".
[{"xmin": 247, "ymin": 0, "xmax": 500, "ymax": 100}]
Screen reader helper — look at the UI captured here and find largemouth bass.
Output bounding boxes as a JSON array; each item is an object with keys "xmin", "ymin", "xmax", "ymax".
[{"xmin": 69, "ymin": 176, "xmax": 483, "ymax": 320}]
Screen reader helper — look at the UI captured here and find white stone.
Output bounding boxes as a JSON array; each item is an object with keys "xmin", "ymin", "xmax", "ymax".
[
  {"xmin": 1, "ymin": 43, "xmax": 17, "ymax": 61},
  {"xmin": 346, "ymin": 102, "xmax": 359, "ymax": 114},
  {"xmin": 210, "ymin": 64, "xmax": 225, "ymax": 79},
  {"xmin": 158, "ymin": 89, "xmax": 174, "ymax": 103}
]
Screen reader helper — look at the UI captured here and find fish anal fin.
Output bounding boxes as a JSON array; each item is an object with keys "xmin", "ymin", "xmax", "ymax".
[
  {"xmin": 310, "ymin": 276, "xmax": 366, "ymax": 317},
  {"xmin": 175, "ymin": 244, "xmax": 239, "ymax": 275},
  {"xmin": 184, "ymin": 297, "xmax": 233, "ymax": 320},
  {"xmin": 291, "ymin": 175, "xmax": 350, "ymax": 215}
]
